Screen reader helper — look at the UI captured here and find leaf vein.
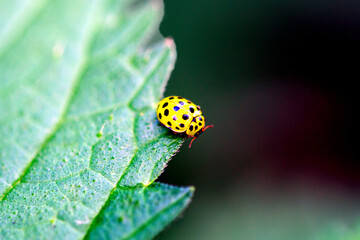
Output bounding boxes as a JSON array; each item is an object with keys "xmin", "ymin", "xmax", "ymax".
[
  {"xmin": 0, "ymin": 1, "xmax": 102, "ymax": 201},
  {"xmin": 122, "ymin": 188, "xmax": 191, "ymax": 240}
]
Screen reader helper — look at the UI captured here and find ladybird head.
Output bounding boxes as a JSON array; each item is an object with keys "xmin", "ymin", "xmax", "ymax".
[
  {"xmin": 186, "ymin": 115, "xmax": 210, "ymax": 137},
  {"xmin": 188, "ymin": 116, "xmax": 213, "ymax": 147},
  {"xmin": 196, "ymin": 117, "xmax": 213, "ymax": 136}
]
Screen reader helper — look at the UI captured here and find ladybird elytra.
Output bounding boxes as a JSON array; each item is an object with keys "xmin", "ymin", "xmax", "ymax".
[{"xmin": 156, "ymin": 96, "xmax": 213, "ymax": 147}]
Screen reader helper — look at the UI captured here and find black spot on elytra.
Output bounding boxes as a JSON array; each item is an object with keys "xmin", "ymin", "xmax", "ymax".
[
  {"xmin": 189, "ymin": 125, "xmax": 194, "ymax": 131},
  {"xmin": 164, "ymin": 109, "xmax": 169, "ymax": 116},
  {"xmin": 169, "ymin": 97, "xmax": 174, "ymax": 100},
  {"xmin": 182, "ymin": 114, "xmax": 189, "ymax": 120},
  {"xmin": 167, "ymin": 121, "xmax": 172, "ymax": 126},
  {"xmin": 195, "ymin": 126, "xmax": 198, "ymax": 131},
  {"xmin": 187, "ymin": 101, "xmax": 191, "ymax": 104},
  {"xmin": 179, "ymin": 101, "xmax": 184, "ymax": 105},
  {"xmin": 162, "ymin": 102, "xmax": 168, "ymax": 108},
  {"xmin": 199, "ymin": 122, "xmax": 202, "ymax": 126},
  {"xmin": 199, "ymin": 117, "xmax": 202, "ymax": 121},
  {"xmin": 176, "ymin": 127, "xmax": 180, "ymax": 130},
  {"xmin": 180, "ymin": 123, "xmax": 185, "ymax": 128},
  {"xmin": 189, "ymin": 107, "xmax": 195, "ymax": 113},
  {"xmin": 173, "ymin": 116, "xmax": 177, "ymax": 121},
  {"xmin": 197, "ymin": 106, "xmax": 201, "ymax": 110},
  {"xmin": 173, "ymin": 106, "xmax": 180, "ymax": 111},
  {"xmin": 178, "ymin": 96, "xmax": 183, "ymax": 99},
  {"xmin": 159, "ymin": 113, "xmax": 162, "ymax": 119}
]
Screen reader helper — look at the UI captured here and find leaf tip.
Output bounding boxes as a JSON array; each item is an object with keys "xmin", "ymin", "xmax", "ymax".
[
  {"xmin": 188, "ymin": 186, "xmax": 195, "ymax": 194},
  {"xmin": 164, "ymin": 37, "xmax": 175, "ymax": 49},
  {"xmin": 162, "ymin": 37, "xmax": 177, "ymax": 69},
  {"xmin": 150, "ymin": 0, "xmax": 163, "ymax": 9}
]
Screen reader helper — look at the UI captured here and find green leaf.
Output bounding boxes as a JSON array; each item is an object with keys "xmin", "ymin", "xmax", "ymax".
[
  {"xmin": 0, "ymin": 0, "xmax": 193, "ymax": 239},
  {"xmin": 85, "ymin": 183, "xmax": 194, "ymax": 240}
]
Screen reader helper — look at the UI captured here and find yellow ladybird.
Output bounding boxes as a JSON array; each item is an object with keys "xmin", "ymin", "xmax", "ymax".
[{"xmin": 156, "ymin": 96, "xmax": 213, "ymax": 147}]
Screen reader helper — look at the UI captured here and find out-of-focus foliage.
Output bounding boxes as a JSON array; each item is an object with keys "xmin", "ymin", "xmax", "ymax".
[
  {"xmin": 315, "ymin": 223, "xmax": 360, "ymax": 240},
  {"xmin": 0, "ymin": 0, "xmax": 192, "ymax": 239},
  {"xmin": 157, "ymin": 0, "xmax": 359, "ymax": 239}
]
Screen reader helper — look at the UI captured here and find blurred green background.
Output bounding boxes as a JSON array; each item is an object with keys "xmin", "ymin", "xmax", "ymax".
[{"xmin": 157, "ymin": 0, "xmax": 359, "ymax": 239}]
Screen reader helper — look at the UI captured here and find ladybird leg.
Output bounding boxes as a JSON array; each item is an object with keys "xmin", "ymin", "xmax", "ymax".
[{"xmin": 189, "ymin": 136, "xmax": 197, "ymax": 148}]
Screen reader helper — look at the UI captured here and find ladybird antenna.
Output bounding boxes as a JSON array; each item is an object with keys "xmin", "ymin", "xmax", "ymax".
[
  {"xmin": 203, "ymin": 125, "xmax": 214, "ymax": 132},
  {"xmin": 189, "ymin": 137, "xmax": 197, "ymax": 148}
]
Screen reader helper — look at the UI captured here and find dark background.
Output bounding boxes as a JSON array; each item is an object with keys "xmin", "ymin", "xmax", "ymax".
[{"xmin": 157, "ymin": 0, "xmax": 359, "ymax": 239}]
